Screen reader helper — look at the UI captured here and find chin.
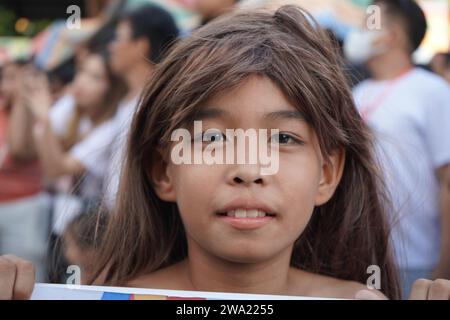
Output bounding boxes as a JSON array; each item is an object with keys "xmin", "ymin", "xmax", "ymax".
[{"xmin": 214, "ymin": 244, "xmax": 281, "ymax": 265}]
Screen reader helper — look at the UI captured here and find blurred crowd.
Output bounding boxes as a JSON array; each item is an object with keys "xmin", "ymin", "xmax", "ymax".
[{"xmin": 0, "ymin": 0, "xmax": 449, "ymax": 299}]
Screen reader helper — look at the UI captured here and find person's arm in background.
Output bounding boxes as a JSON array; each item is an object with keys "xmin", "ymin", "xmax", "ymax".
[
  {"xmin": 6, "ymin": 81, "xmax": 36, "ymax": 161},
  {"xmin": 22, "ymin": 70, "xmax": 85, "ymax": 179},
  {"xmin": 433, "ymin": 163, "xmax": 450, "ymax": 279},
  {"xmin": 421, "ymin": 79, "xmax": 450, "ymax": 281},
  {"xmin": 32, "ymin": 116, "xmax": 85, "ymax": 179}
]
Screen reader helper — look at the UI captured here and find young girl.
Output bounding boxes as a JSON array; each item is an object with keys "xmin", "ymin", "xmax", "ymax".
[
  {"xmin": 1, "ymin": 5, "xmax": 449, "ymax": 300},
  {"xmin": 95, "ymin": 5, "xmax": 400, "ymax": 298}
]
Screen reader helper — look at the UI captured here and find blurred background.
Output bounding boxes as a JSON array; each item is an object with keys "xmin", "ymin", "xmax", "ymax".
[{"xmin": 0, "ymin": 0, "xmax": 448, "ymax": 68}]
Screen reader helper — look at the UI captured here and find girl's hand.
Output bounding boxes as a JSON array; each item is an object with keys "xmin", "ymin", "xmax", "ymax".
[
  {"xmin": 408, "ymin": 279, "xmax": 450, "ymax": 300},
  {"xmin": 21, "ymin": 69, "xmax": 52, "ymax": 122},
  {"xmin": 0, "ymin": 255, "xmax": 35, "ymax": 300},
  {"xmin": 355, "ymin": 279, "xmax": 450, "ymax": 300}
]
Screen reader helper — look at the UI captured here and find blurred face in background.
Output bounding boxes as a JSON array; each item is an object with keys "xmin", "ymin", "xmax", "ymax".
[
  {"xmin": 0, "ymin": 63, "xmax": 24, "ymax": 107},
  {"xmin": 109, "ymin": 20, "xmax": 147, "ymax": 74},
  {"xmin": 72, "ymin": 54, "xmax": 109, "ymax": 117},
  {"xmin": 369, "ymin": 3, "xmax": 410, "ymax": 56},
  {"xmin": 344, "ymin": 3, "xmax": 408, "ymax": 65}
]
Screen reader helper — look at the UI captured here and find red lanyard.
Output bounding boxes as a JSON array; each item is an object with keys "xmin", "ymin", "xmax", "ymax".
[{"xmin": 360, "ymin": 68, "xmax": 413, "ymax": 122}]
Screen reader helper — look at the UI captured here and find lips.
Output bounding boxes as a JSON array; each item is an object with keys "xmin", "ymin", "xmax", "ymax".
[
  {"xmin": 217, "ymin": 198, "xmax": 276, "ymax": 216},
  {"xmin": 218, "ymin": 209, "xmax": 276, "ymax": 218},
  {"xmin": 215, "ymin": 199, "xmax": 277, "ymax": 230}
]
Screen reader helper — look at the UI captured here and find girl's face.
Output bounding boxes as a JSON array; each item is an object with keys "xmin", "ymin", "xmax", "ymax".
[
  {"xmin": 152, "ymin": 75, "xmax": 344, "ymax": 265},
  {"xmin": 72, "ymin": 54, "xmax": 109, "ymax": 113}
]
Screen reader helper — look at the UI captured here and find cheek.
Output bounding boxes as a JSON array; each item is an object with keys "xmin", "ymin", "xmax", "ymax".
[
  {"xmin": 172, "ymin": 164, "xmax": 223, "ymax": 213},
  {"xmin": 83, "ymin": 82, "xmax": 107, "ymax": 105},
  {"xmin": 279, "ymin": 148, "xmax": 321, "ymax": 192},
  {"xmin": 169, "ymin": 164, "xmax": 226, "ymax": 236},
  {"xmin": 276, "ymin": 151, "xmax": 322, "ymax": 228},
  {"xmin": 115, "ymin": 43, "xmax": 137, "ymax": 64},
  {"xmin": 113, "ymin": 43, "xmax": 127, "ymax": 59}
]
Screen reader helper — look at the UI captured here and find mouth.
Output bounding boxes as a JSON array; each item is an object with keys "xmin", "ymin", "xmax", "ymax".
[
  {"xmin": 216, "ymin": 209, "xmax": 276, "ymax": 218},
  {"xmin": 215, "ymin": 201, "xmax": 277, "ymax": 230}
]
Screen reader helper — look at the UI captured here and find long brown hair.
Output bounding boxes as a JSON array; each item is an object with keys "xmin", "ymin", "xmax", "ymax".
[{"xmin": 91, "ymin": 5, "xmax": 401, "ymax": 299}]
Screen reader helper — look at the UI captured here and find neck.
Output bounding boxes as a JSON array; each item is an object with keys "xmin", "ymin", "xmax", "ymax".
[
  {"xmin": 367, "ymin": 50, "xmax": 413, "ymax": 81},
  {"xmin": 184, "ymin": 240, "xmax": 295, "ymax": 295},
  {"xmin": 124, "ymin": 61, "xmax": 153, "ymax": 100}
]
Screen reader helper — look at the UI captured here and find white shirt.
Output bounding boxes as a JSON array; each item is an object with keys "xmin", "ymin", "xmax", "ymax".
[
  {"xmin": 102, "ymin": 96, "xmax": 140, "ymax": 208},
  {"xmin": 51, "ymin": 111, "xmax": 118, "ymax": 235},
  {"xmin": 70, "ymin": 118, "xmax": 117, "ymax": 200},
  {"xmin": 49, "ymin": 94, "xmax": 91, "ymax": 138},
  {"xmin": 353, "ymin": 68, "xmax": 450, "ymax": 270}
]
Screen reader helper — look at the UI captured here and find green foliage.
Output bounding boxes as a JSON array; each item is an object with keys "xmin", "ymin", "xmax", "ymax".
[{"xmin": 0, "ymin": 5, "xmax": 51, "ymax": 37}]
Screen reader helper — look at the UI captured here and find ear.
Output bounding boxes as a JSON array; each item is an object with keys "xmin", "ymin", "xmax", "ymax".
[
  {"xmin": 314, "ymin": 149, "xmax": 345, "ymax": 206},
  {"xmin": 147, "ymin": 152, "xmax": 177, "ymax": 202},
  {"xmin": 136, "ymin": 37, "xmax": 151, "ymax": 61}
]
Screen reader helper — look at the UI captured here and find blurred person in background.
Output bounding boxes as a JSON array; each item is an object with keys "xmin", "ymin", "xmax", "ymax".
[
  {"xmin": 0, "ymin": 60, "xmax": 50, "ymax": 282},
  {"xmin": 48, "ymin": 25, "xmax": 117, "ymax": 148},
  {"xmin": 103, "ymin": 4, "xmax": 179, "ymax": 208},
  {"xmin": 23, "ymin": 51, "xmax": 126, "ymax": 237},
  {"xmin": 47, "ymin": 59, "xmax": 76, "ymax": 103},
  {"xmin": 61, "ymin": 209, "xmax": 109, "ymax": 285},
  {"xmin": 430, "ymin": 52, "xmax": 450, "ymax": 84},
  {"xmin": 346, "ymin": 0, "xmax": 450, "ymax": 297}
]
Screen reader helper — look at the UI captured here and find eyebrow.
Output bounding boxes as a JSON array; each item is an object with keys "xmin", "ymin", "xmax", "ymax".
[
  {"xmin": 264, "ymin": 110, "xmax": 308, "ymax": 123},
  {"xmin": 189, "ymin": 107, "xmax": 308, "ymax": 123}
]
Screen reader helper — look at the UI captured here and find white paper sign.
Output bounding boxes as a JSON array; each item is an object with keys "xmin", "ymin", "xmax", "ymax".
[{"xmin": 31, "ymin": 283, "xmax": 335, "ymax": 300}]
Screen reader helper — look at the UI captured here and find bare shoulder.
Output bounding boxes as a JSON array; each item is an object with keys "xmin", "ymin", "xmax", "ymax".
[{"xmin": 288, "ymin": 268, "xmax": 387, "ymax": 300}]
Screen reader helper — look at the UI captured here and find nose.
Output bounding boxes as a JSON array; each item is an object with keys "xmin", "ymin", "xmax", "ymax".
[{"xmin": 228, "ymin": 164, "xmax": 264, "ymax": 186}]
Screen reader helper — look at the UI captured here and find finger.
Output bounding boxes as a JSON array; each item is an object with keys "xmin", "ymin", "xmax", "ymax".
[
  {"xmin": 0, "ymin": 256, "xmax": 17, "ymax": 300},
  {"xmin": 354, "ymin": 289, "xmax": 384, "ymax": 300},
  {"xmin": 409, "ymin": 279, "xmax": 433, "ymax": 300},
  {"xmin": 2, "ymin": 255, "xmax": 35, "ymax": 300},
  {"xmin": 428, "ymin": 279, "xmax": 450, "ymax": 300}
]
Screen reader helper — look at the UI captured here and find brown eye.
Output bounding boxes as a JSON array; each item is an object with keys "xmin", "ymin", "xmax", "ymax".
[
  {"xmin": 202, "ymin": 130, "xmax": 226, "ymax": 143},
  {"xmin": 271, "ymin": 132, "xmax": 304, "ymax": 145}
]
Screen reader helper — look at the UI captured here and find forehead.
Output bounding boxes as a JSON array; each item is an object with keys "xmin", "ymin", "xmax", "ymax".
[
  {"xmin": 117, "ymin": 20, "xmax": 133, "ymax": 36},
  {"xmin": 82, "ymin": 54, "xmax": 105, "ymax": 72},
  {"xmin": 199, "ymin": 75, "xmax": 302, "ymax": 121}
]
